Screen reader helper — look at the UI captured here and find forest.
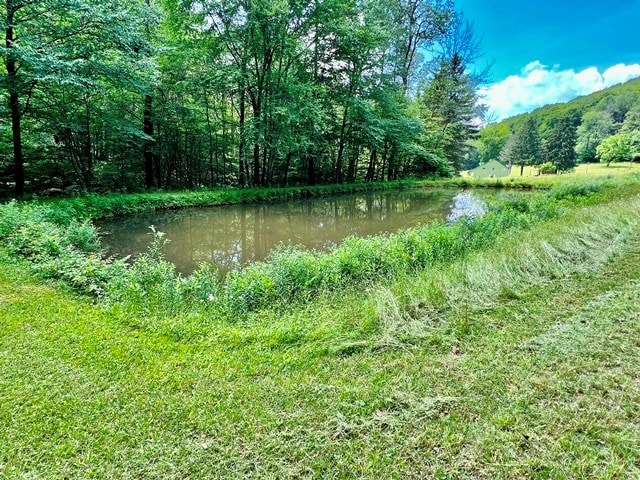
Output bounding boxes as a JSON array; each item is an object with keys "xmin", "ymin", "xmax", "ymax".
[
  {"xmin": 1, "ymin": 0, "xmax": 487, "ymax": 197},
  {"xmin": 476, "ymin": 77, "xmax": 640, "ymax": 174}
]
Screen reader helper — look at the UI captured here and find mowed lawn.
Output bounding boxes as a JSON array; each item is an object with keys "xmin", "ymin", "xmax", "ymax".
[
  {"xmin": 2, "ymin": 192, "xmax": 640, "ymax": 478},
  {"xmin": 463, "ymin": 162, "xmax": 640, "ymax": 183}
]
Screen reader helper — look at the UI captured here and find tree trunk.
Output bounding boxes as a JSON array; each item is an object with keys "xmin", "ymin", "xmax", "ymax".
[
  {"xmin": 82, "ymin": 93, "xmax": 94, "ymax": 189},
  {"xmin": 307, "ymin": 156, "xmax": 316, "ymax": 186},
  {"xmin": 281, "ymin": 152, "xmax": 292, "ymax": 187},
  {"xmin": 238, "ymin": 88, "xmax": 246, "ymax": 187},
  {"xmin": 365, "ymin": 148, "xmax": 377, "ymax": 182},
  {"xmin": 347, "ymin": 143, "xmax": 359, "ymax": 183},
  {"xmin": 5, "ymin": 0, "xmax": 24, "ymax": 196},
  {"xmin": 336, "ymin": 102, "xmax": 350, "ymax": 183},
  {"xmin": 143, "ymin": 93, "xmax": 155, "ymax": 189},
  {"xmin": 250, "ymin": 96, "xmax": 261, "ymax": 186}
]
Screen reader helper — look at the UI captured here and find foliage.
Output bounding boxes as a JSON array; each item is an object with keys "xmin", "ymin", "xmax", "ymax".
[
  {"xmin": 596, "ymin": 134, "xmax": 634, "ymax": 166},
  {"xmin": 542, "ymin": 112, "xmax": 578, "ymax": 172},
  {"xmin": 491, "ymin": 77, "xmax": 640, "ymax": 133},
  {"xmin": 537, "ymin": 161, "xmax": 556, "ymax": 174},
  {"xmin": 477, "ymin": 123, "xmax": 510, "ymax": 164},
  {"xmin": 0, "ymin": 201, "xmax": 125, "ymax": 294},
  {"xmin": 479, "ymin": 77, "xmax": 640, "ymax": 173},
  {"xmin": 499, "ymin": 117, "xmax": 541, "ymax": 174},
  {"xmin": 576, "ymin": 111, "xmax": 615, "ymax": 163},
  {"xmin": 418, "ymin": 52, "xmax": 481, "ymax": 170},
  {"xmin": 1, "ymin": 0, "xmax": 484, "ymax": 196}
]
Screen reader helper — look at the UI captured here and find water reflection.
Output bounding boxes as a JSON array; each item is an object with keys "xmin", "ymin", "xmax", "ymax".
[
  {"xmin": 447, "ymin": 192, "xmax": 489, "ymax": 224},
  {"xmin": 101, "ymin": 189, "xmax": 502, "ymax": 275}
]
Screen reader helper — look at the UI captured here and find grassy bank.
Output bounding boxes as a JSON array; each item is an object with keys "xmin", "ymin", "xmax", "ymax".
[
  {"xmin": 27, "ymin": 169, "xmax": 600, "ymax": 223},
  {"xmin": 37, "ymin": 180, "xmax": 424, "ymax": 221},
  {"xmin": 2, "ymin": 187, "xmax": 640, "ymax": 477},
  {"xmin": 462, "ymin": 161, "xmax": 640, "ymax": 184},
  {"xmin": 2, "ymin": 175, "xmax": 631, "ymax": 317}
]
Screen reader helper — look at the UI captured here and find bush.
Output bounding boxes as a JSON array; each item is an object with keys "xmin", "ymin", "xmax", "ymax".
[{"xmin": 538, "ymin": 162, "xmax": 557, "ymax": 175}]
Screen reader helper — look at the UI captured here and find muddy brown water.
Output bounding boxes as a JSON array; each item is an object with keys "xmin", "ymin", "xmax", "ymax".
[{"xmin": 100, "ymin": 188, "xmax": 518, "ymax": 275}]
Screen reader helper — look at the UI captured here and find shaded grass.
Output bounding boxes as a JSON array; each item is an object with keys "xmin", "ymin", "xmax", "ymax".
[
  {"xmin": 34, "ymin": 180, "xmax": 425, "ymax": 222},
  {"xmin": 2, "ymin": 193, "xmax": 640, "ymax": 478}
]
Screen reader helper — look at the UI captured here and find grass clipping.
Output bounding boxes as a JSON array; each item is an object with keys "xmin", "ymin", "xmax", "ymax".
[{"xmin": 373, "ymin": 195, "xmax": 640, "ymax": 349}]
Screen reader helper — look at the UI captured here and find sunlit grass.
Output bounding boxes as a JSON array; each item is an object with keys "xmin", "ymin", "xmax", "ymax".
[
  {"xmin": 462, "ymin": 161, "xmax": 640, "ymax": 184},
  {"xmin": 2, "ymin": 190, "xmax": 640, "ymax": 477}
]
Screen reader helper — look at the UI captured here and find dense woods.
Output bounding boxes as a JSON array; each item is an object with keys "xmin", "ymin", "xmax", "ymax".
[
  {"xmin": 1, "ymin": 0, "xmax": 486, "ymax": 196},
  {"xmin": 477, "ymin": 77, "xmax": 640, "ymax": 173}
]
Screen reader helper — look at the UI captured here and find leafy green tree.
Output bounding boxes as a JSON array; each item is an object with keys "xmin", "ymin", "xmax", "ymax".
[
  {"xmin": 596, "ymin": 134, "xmax": 633, "ymax": 166},
  {"xmin": 477, "ymin": 123, "xmax": 510, "ymax": 163},
  {"xmin": 1, "ymin": 0, "xmax": 153, "ymax": 194},
  {"xmin": 537, "ymin": 161, "xmax": 556, "ymax": 174},
  {"xmin": 575, "ymin": 111, "xmax": 615, "ymax": 163}
]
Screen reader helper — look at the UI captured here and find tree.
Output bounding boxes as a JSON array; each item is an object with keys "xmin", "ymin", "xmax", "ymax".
[
  {"xmin": 419, "ymin": 52, "xmax": 479, "ymax": 170},
  {"xmin": 1, "ymin": 0, "xmax": 487, "ymax": 196},
  {"xmin": 500, "ymin": 117, "xmax": 540, "ymax": 175},
  {"xmin": 1, "ymin": 0, "xmax": 153, "ymax": 194},
  {"xmin": 477, "ymin": 123, "xmax": 510, "ymax": 164},
  {"xmin": 620, "ymin": 105, "xmax": 640, "ymax": 135},
  {"xmin": 575, "ymin": 111, "xmax": 615, "ymax": 163},
  {"xmin": 391, "ymin": 0, "xmax": 454, "ymax": 93},
  {"xmin": 542, "ymin": 113, "xmax": 578, "ymax": 172},
  {"xmin": 596, "ymin": 134, "xmax": 633, "ymax": 166}
]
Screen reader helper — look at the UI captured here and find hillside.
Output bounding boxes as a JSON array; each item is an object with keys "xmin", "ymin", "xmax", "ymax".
[
  {"xmin": 477, "ymin": 77, "xmax": 640, "ymax": 168},
  {"xmin": 491, "ymin": 76, "xmax": 640, "ymax": 131}
]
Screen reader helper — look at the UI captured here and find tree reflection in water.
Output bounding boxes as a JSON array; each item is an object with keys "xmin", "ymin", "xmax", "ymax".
[{"xmin": 101, "ymin": 189, "xmax": 504, "ymax": 275}]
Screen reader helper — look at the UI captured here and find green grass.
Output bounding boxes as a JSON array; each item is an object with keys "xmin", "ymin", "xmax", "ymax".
[
  {"xmin": 2, "ymin": 184, "xmax": 640, "ymax": 477},
  {"xmin": 462, "ymin": 162, "xmax": 640, "ymax": 185},
  {"xmin": 33, "ymin": 180, "xmax": 426, "ymax": 221}
]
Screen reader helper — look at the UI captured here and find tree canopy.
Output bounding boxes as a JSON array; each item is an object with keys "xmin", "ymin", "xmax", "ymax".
[{"xmin": 1, "ymin": 0, "xmax": 486, "ymax": 196}]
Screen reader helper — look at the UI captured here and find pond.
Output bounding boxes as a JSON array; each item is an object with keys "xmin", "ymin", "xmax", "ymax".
[{"xmin": 100, "ymin": 188, "xmax": 513, "ymax": 275}]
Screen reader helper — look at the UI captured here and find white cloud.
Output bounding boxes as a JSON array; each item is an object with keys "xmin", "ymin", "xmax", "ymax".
[{"xmin": 479, "ymin": 62, "xmax": 640, "ymax": 122}]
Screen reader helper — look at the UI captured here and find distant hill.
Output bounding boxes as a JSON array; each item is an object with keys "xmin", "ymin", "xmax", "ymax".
[
  {"xmin": 476, "ymin": 77, "xmax": 640, "ymax": 167},
  {"xmin": 485, "ymin": 77, "xmax": 640, "ymax": 132}
]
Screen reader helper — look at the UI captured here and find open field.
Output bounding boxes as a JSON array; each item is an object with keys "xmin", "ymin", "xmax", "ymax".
[
  {"xmin": 463, "ymin": 162, "xmax": 640, "ymax": 183},
  {"xmin": 1, "ymin": 172, "xmax": 640, "ymax": 478},
  {"xmin": 509, "ymin": 162, "xmax": 640, "ymax": 178}
]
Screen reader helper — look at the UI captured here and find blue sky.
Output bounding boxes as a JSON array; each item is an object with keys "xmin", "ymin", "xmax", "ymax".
[{"xmin": 455, "ymin": 0, "xmax": 640, "ymax": 121}]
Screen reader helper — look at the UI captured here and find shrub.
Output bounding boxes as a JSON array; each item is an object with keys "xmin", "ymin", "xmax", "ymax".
[{"xmin": 538, "ymin": 162, "xmax": 556, "ymax": 175}]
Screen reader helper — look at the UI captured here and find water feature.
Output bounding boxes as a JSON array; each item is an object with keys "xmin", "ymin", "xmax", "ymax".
[{"xmin": 100, "ymin": 188, "xmax": 514, "ymax": 274}]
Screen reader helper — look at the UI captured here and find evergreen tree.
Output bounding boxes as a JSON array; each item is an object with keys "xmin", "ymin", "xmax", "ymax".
[
  {"xmin": 542, "ymin": 113, "xmax": 578, "ymax": 172},
  {"xmin": 500, "ymin": 117, "xmax": 540, "ymax": 175},
  {"xmin": 420, "ymin": 52, "xmax": 479, "ymax": 170}
]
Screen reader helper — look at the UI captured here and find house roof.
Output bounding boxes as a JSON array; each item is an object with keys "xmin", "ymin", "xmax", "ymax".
[{"xmin": 469, "ymin": 160, "xmax": 510, "ymax": 178}]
